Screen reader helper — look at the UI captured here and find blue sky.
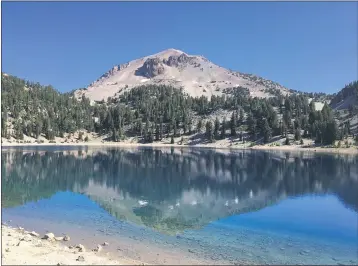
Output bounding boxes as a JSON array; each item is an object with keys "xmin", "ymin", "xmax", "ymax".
[{"xmin": 2, "ymin": 2, "xmax": 357, "ymax": 93}]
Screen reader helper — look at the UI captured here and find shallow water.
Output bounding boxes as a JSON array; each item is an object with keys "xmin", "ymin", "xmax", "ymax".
[{"xmin": 2, "ymin": 146, "xmax": 357, "ymax": 265}]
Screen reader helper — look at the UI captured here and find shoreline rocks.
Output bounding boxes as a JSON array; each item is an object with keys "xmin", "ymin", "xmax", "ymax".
[
  {"xmin": 92, "ymin": 245, "xmax": 102, "ymax": 252},
  {"xmin": 2, "ymin": 225, "xmax": 140, "ymax": 265},
  {"xmin": 42, "ymin": 233, "xmax": 55, "ymax": 240},
  {"xmin": 76, "ymin": 244, "xmax": 86, "ymax": 252},
  {"xmin": 76, "ymin": 255, "xmax": 85, "ymax": 262},
  {"xmin": 30, "ymin": 231, "xmax": 40, "ymax": 237}
]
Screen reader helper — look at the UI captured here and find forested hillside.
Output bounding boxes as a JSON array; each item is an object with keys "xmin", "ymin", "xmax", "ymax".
[{"xmin": 1, "ymin": 73, "xmax": 357, "ymax": 146}]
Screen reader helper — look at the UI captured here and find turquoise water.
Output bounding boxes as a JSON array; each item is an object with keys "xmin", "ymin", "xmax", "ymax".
[{"xmin": 2, "ymin": 147, "xmax": 357, "ymax": 264}]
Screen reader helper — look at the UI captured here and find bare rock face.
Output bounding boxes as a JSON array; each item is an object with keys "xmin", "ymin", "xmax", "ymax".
[
  {"xmin": 95, "ymin": 62, "xmax": 131, "ymax": 84},
  {"xmin": 164, "ymin": 53, "xmax": 194, "ymax": 68},
  {"xmin": 135, "ymin": 58, "xmax": 165, "ymax": 78}
]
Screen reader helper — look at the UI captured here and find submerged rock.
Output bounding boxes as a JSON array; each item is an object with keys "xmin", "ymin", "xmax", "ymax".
[
  {"xmin": 103, "ymin": 242, "xmax": 109, "ymax": 246},
  {"xmin": 63, "ymin": 235, "xmax": 70, "ymax": 241}
]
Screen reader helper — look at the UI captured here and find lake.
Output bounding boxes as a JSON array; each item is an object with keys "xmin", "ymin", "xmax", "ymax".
[{"xmin": 1, "ymin": 146, "xmax": 357, "ymax": 265}]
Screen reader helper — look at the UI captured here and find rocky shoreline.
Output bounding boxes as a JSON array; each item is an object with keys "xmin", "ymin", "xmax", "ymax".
[
  {"xmin": 1, "ymin": 224, "xmax": 144, "ymax": 265},
  {"xmin": 2, "ymin": 140, "xmax": 358, "ymax": 155}
]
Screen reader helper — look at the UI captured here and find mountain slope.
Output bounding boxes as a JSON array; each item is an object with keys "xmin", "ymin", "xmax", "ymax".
[
  {"xmin": 75, "ymin": 48, "xmax": 292, "ymax": 101},
  {"xmin": 330, "ymin": 81, "xmax": 358, "ymax": 110}
]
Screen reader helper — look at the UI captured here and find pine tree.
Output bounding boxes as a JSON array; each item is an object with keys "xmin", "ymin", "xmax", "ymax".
[
  {"xmin": 15, "ymin": 120, "xmax": 24, "ymax": 140},
  {"xmin": 230, "ymin": 112, "xmax": 237, "ymax": 137},
  {"xmin": 159, "ymin": 120, "xmax": 163, "ymax": 139},
  {"xmin": 294, "ymin": 128, "xmax": 301, "ymax": 141},
  {"xmin": 205, "ymin": 121, "xmax": 214, "ymax": 142},
  {"xmin": 247, "ymin": 112, "xmax": 257, "ymax": 139},
  {"xmin": 262, "ymin": 119, "xmax": 272, "ymax": 143},
  {"xmin": 197, "ymin": 119, "xmax": 203, "ymax": 133},
  {"xmin": 144, "ymin": 120, "xmax": 150, "ymax": 141},
  {"xmin": 239, "ymin": 108, "xmax": 244, "ymax": 125},
  {"xmin": 112, "ymin": 128, "xmax": 118, "ymax": 142},
  {"xmin": 188, "ymin": 120, "xmax": 192, "ymax": 135},
  {"xmin": 220, "ymin": 118, "xmax": 226, "ymax": 139},
  {"xmin": 1, "ymin": 113, "xmax": 7, "ymax": 138},
  {"xmin": 323, "ymin": 121, "xmax": 337, "ymax": 145},
  {"xmin": 173, "ymin": 122, "xmax": 177, "ymax": 137},
  {"xmin": 214, "ymin": 117, "xmax": 220, "ymax": 140},
  {"xmin": 283, "ymin": 110, "xmax": 292, "ymax": 132},
  {"xmin": 155, "ymin": 124, "xmax": 160, "ymax": 141}
]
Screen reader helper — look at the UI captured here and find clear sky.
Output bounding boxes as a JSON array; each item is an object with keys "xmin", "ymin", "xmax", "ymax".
[{"xmin": 2, "ymin": 2, "xmax": 357, "ymax": 93}]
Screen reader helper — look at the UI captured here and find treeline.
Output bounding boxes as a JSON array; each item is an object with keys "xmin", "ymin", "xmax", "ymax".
[
  {"xmin": 1, "ymin": 74, "xmax": 94, "ymax": 140},
  {"xmin": 1, "ymin": 73, "xmax": 349, "ymax": 145}
]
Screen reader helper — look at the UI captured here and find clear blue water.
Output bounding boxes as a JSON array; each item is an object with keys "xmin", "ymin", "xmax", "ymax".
[{"xmin": 2, "ymin": 146, "xmax": 358, "ymax": 265}]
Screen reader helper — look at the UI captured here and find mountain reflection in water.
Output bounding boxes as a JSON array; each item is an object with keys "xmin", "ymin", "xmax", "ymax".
[{"xmin": 2, "ymin": 147, "xmax": 357, "ymax": 236}]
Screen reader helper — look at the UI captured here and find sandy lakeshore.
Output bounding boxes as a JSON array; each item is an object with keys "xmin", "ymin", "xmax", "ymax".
[{"xmin": 1, "ymin": 225, "xmax": 144, "ymax": 265}]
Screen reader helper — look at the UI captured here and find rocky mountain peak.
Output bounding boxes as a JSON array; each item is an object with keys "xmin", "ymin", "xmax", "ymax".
[{"xmin": 78, "ymin": 48, "xmax": 292, "ymax": 101}]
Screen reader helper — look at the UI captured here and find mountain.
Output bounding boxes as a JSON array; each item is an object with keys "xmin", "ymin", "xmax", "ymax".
[{"xmin": 75, "ymin": 48, "xmax": 292, "ymax": 101}]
